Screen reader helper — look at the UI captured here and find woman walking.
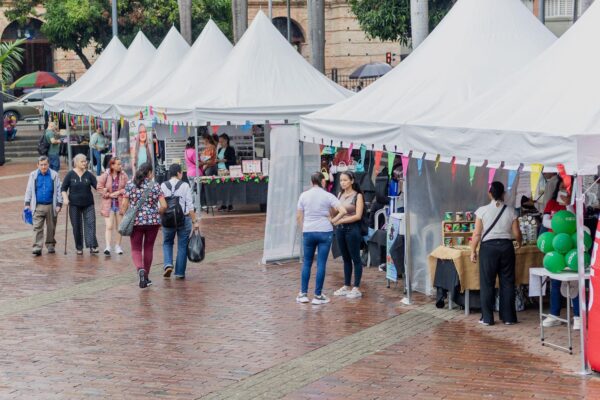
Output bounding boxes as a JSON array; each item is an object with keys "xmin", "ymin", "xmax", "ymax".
[
  {"xmin": 161, "ymin": 164, "xmax": 200, "ymax": 279},
  {"xmin": 217, "ymin": 133, "xmax": 236, "ymax": 212},
  {"xmin": 97, "ymin": 157, "xmax": 128, "ymax": 256},
  {"xmin": 331, "ymin": 171, "xmax": 365, "ymax": 299},
  {"xmin": 470, "ymin": 181, "xmax": 522, "ymax": 326},
  {"xmin": 61, "ymin": 153, "xmax": 99, "ymax": 255},
  {"xmin": 120, "ymin": 162, "xmax": 167, "ymax": 288},
  {"xmin": 184, "ymin": 136, "xmax": 199, "ymax": 185},
  {"xmin": 296, "ymin": 172, "xmax": 347, "ymax": 305}
]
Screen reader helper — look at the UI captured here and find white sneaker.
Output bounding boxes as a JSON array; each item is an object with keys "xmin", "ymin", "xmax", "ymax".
[
  {"xmin": 115, "ymin": 245, "xmax": 124, "ymax": 255},
  {"xmin": 573, "ymin": 316, "xmax": 581, "ymax": 331},
  {"xmin": 334, "ymin": 286, "xmax": 351, "ymax": 296},
  {"xmin": 347, "ymin": 287, "xmax": 362, "ymax": 299},
  {"xmin": 104, "ymin": 246, "xmax": 111, "ymax": 256},
  {"xmin": 312, "ymin": 294, "xmax": 330, "ymax": 305},
  {"xmin": 542, "ymin": 316, "xmax": 562, "ymax": 327},
  {"xmin": 296, "ymin": 293, "xmax": 309, "ymax": 303}
]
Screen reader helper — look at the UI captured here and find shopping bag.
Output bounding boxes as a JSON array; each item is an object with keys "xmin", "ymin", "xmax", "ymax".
[
  {"xmin": 22, "ymin": 208, "xmax": 33, "ymax": 225},
  {"xmin": 187, "ymin": 231, "xmax": 206, "ymax": 263}
]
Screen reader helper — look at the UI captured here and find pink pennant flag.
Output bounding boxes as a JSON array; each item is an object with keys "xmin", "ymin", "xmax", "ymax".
[
  {"xmin": 488, "ymin": 168, "xmax": 497, "ymax": 188},
  {"xmin": 174, "ymin": 125, "xmax": 178, "ymax": 134},
  {"xmin": 401, "ymin": 155, "xmax": 409, "ymax": 177},
  {"xmin": 451, "ymin": 157, "xmax": 457, "ymax": 180},
  {"xmin": 212, "ymin": 125, "xmax": 220, "ymax": 134},
  {"xmin": 149, "ymin": 106, "xmax": 154, "ymax": 116},
  {"xmin": 347, "ymin": 143, "xmax": 354, "ymax": 164}
]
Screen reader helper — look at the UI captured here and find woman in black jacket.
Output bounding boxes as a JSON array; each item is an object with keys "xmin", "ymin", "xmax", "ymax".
[
  {"xmin": 61, "ymin": 153, "xmax": 99, "ymax": 255},
  {"xmin": 217, "ymin": 134, "xmax": 237, "ymax": 212}
]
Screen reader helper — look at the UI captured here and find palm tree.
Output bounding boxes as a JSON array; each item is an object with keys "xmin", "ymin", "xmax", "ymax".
[
  {"xmin": 410, "ymin": 0, "xmax": 429, "ymax": 49},
  {"xmin": 0, "ymin": 38, "xmax": 25, "ymax": 90}
]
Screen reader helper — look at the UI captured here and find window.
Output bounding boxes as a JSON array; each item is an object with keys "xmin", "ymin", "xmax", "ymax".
[{"xmin": 545, "ymin": 0, "xmax": 581, "ymax": 18}]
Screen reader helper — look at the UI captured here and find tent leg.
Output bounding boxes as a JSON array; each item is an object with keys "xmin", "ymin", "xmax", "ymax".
[
  {"xmin": 67, "ymin": 116, "xmax": 72, "ymax": 170},
  {"xmin": 575, "ymin": 174, "xmax": 591, "ymax": 375},
  {"xmin": 194, "ymin": 127, "xmax": 201, "ymax": 214},
  {"xmin": 401, "ymin": 171, "xmax": 412, "ymax": 306}
]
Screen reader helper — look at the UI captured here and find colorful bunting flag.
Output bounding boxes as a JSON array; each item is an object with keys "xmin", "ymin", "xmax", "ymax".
[
  {"xmin": 530, "ymin": 163, "xmax": 544, "ymax": 199},
  {"xmin": 434, "ymin": 155, "xmax": 441, "ymax": 171},
  {"xmin": 212, "ymin": 125, "xmax": 220, "ymax": 134},
  {"xmin": 417, "ymin": 158, "xmax": 423, "ymax": 176},
  {"xmin": 387, "ymin": 152, "xmax": 396, "ymax": 177},
  {"xmin": 507, "ymin": 170, "xmax": 518, "ymax": 191},
  {"xmin": 374, "ymin": 151, "xmax": 382, "ymax": 174},
  {"xmin": 451, "ymin": 157, "xmax": 457, "ymax": 180},
  {"xmin": 557, "ymin": 164, "xmax": 572, "ymax": 195},
  {"xmin": 469, "ymin": 165, "xmax": 476, "ymax": 185},
  {"xmin": 401, "ymin": 155, "xmax": 409, "ymax": 178},
  {"xmin": 488, "ymin": 168, "xmax": 497, "ymax": 188}
]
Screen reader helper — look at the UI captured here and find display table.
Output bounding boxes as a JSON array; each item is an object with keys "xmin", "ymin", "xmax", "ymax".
[
  {"xmin": 530, "ymin": 268, "xmax": 590, "ymax": 354},
  {"xmin": 199, "ymin": 178, "xmax": 268, "ymax": 211},
  {"xmin": 428, "ymin": 245, "xmax": 544, "ymax": 314}
]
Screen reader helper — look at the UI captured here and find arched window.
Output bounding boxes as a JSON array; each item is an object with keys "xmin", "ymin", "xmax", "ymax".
[
  {"xmin": 2, "ymin": 19, "xmax": 53, "ymax": 82},
  {"xmin": 272, "ymin": 17, "xmax": 305, "ymax": 51}
]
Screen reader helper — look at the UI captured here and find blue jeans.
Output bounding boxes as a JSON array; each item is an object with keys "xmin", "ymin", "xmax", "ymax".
[
  {"xmin": 92, "ymin": 149, "xmax": 102, "ymax": 175},
  {"xmin": 301, "ymin": 231, "xmax": 333, "ymax": 296},
  {"xmin": 163, "ymin": 216, "xmax": 193, "ymax": 277},
  {"xmin": 48, "ymin": 154, "xmax": 60, "ymax": 172},
  {"xmin": 336, "ymin": 223, "xmax": 363, "ymax": 287},
  {"xmin": 5, "ymin": 128, "xmax": 16, "ymax": 141},
  {"xmin": 550, "ymin": 278, "xmax": 580, "ymax": 317}
]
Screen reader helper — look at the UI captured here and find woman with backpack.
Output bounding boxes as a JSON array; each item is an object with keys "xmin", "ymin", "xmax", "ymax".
[
  {"xmin": 97, "ymin": 157, "xmax": 128, "ymax": 256},
  {"xmin": 161, "ymin": 164, "xmax": 200, "ymax": 279},
  {"xmin": 120, "ymin": 162, "xmax": 167, "ymax": 288},
  {"xmin": 331, "ymin": 171, "xmax": 366, "ymax": 299}
]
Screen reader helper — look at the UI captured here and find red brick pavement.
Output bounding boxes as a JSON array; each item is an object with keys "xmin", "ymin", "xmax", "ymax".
[{"xmin": 0, "ymin": 160, "xmax": 599, "ymax": 399}]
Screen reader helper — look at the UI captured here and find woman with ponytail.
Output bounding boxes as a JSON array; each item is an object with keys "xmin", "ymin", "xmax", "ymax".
[
  {"xmin": 120, "ymin": 162, "xmax": 167, "ymax": 288},
  {"xmin": 330, "ymin": 171, "xmax": 366, "ymax": 299}
]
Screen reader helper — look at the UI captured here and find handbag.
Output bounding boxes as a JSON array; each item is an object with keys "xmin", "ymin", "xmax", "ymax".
[
  {"xmin": 187, "ymin": 230, "xmax": 206, "ymax": 262},
  {"xmin": 118, "ymin": 186, "xmax": 152, "ymax": 237},
  {"xmin": 321, "ymin": 167, "xmax": 330, "ymax": 181},
  {"xmin": 337, "ymin": 161, "xmax": 348, "ymax": 172}
]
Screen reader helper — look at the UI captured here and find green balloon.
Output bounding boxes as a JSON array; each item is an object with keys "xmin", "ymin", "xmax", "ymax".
[
  {"xmin": 565, "ymin": 249, "xmax": 591, "ymax": 271},
  {"xmin": 544, "ymin": 251, "xmax": 566, "ymax": 273},
  {"xmin": 551, "ymin": 210, "xmax": 576, "ymax": 234},
  {"xmin": 537, "ymin": 232, "xmax": 556, "ymax": 253},
  {"xmin": 552, "ymin": 233, "xmax": 574, "ymax": 254},
  {"xmin": 571, "ymin": 232, "xmax": 592, "ymax": 251}
]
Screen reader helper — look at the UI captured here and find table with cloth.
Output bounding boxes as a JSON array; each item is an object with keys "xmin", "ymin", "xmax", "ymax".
[
  {"xmin": 199, "ymin": 177, "xmax": 268, "ymax": 211},
  {"xmin": 428, "ymin": 245, "xmax": 544, "ymax": 314}
]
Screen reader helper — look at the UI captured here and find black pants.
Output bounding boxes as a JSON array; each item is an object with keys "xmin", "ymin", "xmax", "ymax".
[
  {"xmin": 479, "ymin": 239, "xmax": 516, "ymax": 324},
  {"xmin": 336, "ymin": 223, "xmax": 363, "ymax": 287},
  {"xmin": 69, "ymin": 204, "xmax": 98, "ymax": 250}
]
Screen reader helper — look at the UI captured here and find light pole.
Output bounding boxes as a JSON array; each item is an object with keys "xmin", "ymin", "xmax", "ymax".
[
  {"xmin": 286, "ymin": 0, "xmax": 291, "ymax": 43},
  {"xmin": 112, "ymin": 0, "xmax": 118, "ymax": 37}
]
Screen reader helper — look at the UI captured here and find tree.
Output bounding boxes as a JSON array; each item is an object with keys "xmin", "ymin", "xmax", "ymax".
[
  {"xmin": 410, "ymin": 0, "xmax": 428, "ymax": 49},
  {"xmin": 3, "ymin": 0, "xmax": 233, "ymax": 69},
  {"xmin": 178, "ymin": 0, "xmax": 192, "ymax": 45},
  {"xmin": 348, "ymin": 0, "xmax": 454, "ymax": 47},
  {"xmin": 0, "ymin": 39, "xmax": 26, "ymax": 89}
]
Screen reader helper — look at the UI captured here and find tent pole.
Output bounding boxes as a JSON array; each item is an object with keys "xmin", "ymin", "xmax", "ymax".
[
  {"xmin": 67, "ymin": 115, "xmax": 72, "ymax": 170},
  {"xmin": 88, "ymin": 121, "xmax": 92, "ymax": 171},
  {"xmin": 401, "ymin": 169, "xmax": 413, "ymax": 305},
  {"xmin": 194, "ymin": 127, "xmax": 201, "ymax": 214},
  {"xmin": 298, "ymin": 138, "xmax": 304, "ymax": 260},
  {"xmin": 575, "ymin": 174, "xmax": 591, "ymax": 375},
  {"xmin": 268, "ymin": 0, "xmax": 273, "ymax": 19}
]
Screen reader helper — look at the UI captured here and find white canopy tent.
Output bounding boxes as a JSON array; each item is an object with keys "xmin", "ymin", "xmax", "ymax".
[
  {"xmin": 139, "ymin": 20, "xmax": 233, "ymax": 118},
  {"xmin": 300, "ymin": 0, "xmax": 555, "ymax": 151},
  {"xmin": 64, "ymin": 31, "xmax": 156, "ymax": 117},
  {"xmin": 109, "ymin": 26, "xmax": 190, "ymax": 119},
  {"xmin": 44, "ymin": 37, "xmax": 127, "ymax": 113},
  {"xmin": 162, "ymin": 10, "xmax": 351, "ymax": 125}
]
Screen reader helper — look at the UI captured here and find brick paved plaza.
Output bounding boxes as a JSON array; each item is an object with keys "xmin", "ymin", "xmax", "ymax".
[{"xmin": 1, "ymin": 160, "xmax": 599, "ymax": 399}]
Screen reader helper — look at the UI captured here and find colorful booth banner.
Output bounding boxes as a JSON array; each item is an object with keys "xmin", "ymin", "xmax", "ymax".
[
  {"xmin": 530, "ymin": 163, "xmax": 544, "ymax": 199},
  {"xmin": 374, "ymin": 151, "xmax": 382, "ymax": 174},
  {"xmin": 387, "ymin": 152, "xmax": 396, "ymax": 176}
]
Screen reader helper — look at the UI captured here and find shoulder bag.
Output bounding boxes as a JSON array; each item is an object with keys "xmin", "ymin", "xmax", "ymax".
[{"xmin": 118, "ymin": 185, "xmax": 152, "ymax": 237}]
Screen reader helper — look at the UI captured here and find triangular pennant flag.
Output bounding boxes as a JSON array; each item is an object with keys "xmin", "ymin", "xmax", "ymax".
[
  {"xmin": 212, "ymin": 125, "xmax": 220, "ymax": 134},
  {"xmin": 417, "ymin": 158, "xmax": 423, "ymax": 176},
  {"xmin": 507, "ymin": 170, "xmax": 518, "ymax": 191},
  {"xmin": 451, "ymin": 157, "xmax": 457, "ymax": 181},
  {"xmin": 174, "ymin": 124, "xmax": 178, "ymax": 134},
  {"xmin": 149, "ymin": 106, "xmax": 154, "ymax": 116},
  {"xmin": 530, "ymin": 163, "xmax": 544, "ymax": 199},
  {"xmin": 347, "ymin": 143, "xmax": 354, "ymax": 164},
  {"xmin": 434, "ymin": 155, "xmax": 441, "ymax": 171},
  {"xmin": 374, "ymin": 151, "xmax": 382, "ymax": 174},
  {"xmin": 488, "ymin": 168, "xmax": 497, "ymax": 189},
  {"xmin": 557, "ymin": 164, "xmax": 572, "ymax": 195},
  {"xmin": 169, "ymin": 124, "xmax": 173, "ymax": 135},
  {"xmin": 401, "ymin": 155, "xmax": 409, "ymax": 178},
  {"xmin": 469, "ymin": 165, "xmax": 476, "ymax": 185},
  {"xmin": 387, "ymin": 152, "xmax": 396, "ymax": 177}
]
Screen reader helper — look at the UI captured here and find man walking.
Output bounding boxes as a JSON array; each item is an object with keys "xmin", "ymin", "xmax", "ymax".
[
  {"xmin": 24, "ymin": 156, "xmax": 63, "ymax": 256},
  {"xmin": 45, "ymin": 122, "xmax": 61, "ymax": 172}
]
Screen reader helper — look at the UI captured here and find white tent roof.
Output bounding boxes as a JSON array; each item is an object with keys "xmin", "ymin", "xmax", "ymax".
[
  {"xmin": 183, "ymin": 10, "xmax": 351, "ymax": 125},
  {"xmin": 420, "ymin": 0, "xmax": 600, "ymax": 174},
  {"xmin": 141, "ymin": 20, "xmax": 233, "ymax": 120},
  {"xmin": 44, "ymin": 37, "xmax": 127, "ymax": 113},
  {"xmin": 65, "ymin": 31, "xmax": 156, "ymax": 117},
  {"xmin": 112, "ymin": 26, "xmax": 190, "ymax": 119},
  {"xmin": 300, "ymin": 0, "xmax": 555, "ymax": 149}
]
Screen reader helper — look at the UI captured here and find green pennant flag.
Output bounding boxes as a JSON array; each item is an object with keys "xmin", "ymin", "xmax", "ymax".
[
  {"xmin": 387, "ymin": 152, "xmax": 396, "ymax": 176},
  {"xmin": 469, "ymin": 165, "xmax": 476, "ymax": 185}
]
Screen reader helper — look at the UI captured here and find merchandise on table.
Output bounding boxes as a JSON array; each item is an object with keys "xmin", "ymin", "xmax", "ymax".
[{"xmin": 441, "ymin": 210, "xmax": 477, "ymax": 248}]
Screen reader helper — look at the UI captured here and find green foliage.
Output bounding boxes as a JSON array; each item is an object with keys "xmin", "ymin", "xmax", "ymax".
[
  {"xmin": 3, "ymin": 0, "xmax": 233, "ymax": 68},
  {"xmin": 0, "ymin": 38, "xmax": 25, "ymax": 88},
  {"xmin": 348, "ymin": 0, "xmax": 455, "ymax": 46}
]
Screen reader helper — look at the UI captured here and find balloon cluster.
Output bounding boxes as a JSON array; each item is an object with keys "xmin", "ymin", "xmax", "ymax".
[{"xmin": 537, "ymin": 210, "xmax": 591, "ymax": 273}]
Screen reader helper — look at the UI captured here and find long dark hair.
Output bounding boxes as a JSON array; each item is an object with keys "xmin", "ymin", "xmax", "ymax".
[
  {"xmin": 186, "ymin": 136, "xmax": 195, "ymax": 149},
  {"xmin": 551, "ymin": 176, "xmax": 565, "ymax": 201},
  {"xmin": 202, "ymin": 133, "xmax": 217, "ymax": 147},
  {"xmin": 134, "ymin": 162, "xmax": 153, "ymax": 188},
  {"xmin": 219, "ymin": 133, "xmax": 230, "ymax": 147},
  {"xmin": 340, "ymin": 171, "xmax": 363, "ymax": 194}
]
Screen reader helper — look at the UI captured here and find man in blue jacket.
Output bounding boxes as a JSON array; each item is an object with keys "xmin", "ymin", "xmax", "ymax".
[{"xmin": 24, "ymin": 156, "xmax": 63, "ymax": 256}]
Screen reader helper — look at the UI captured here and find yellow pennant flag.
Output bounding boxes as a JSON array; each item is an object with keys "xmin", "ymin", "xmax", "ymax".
[
  {"xmin": 530, "ymin": 163, "xmax": 544, "ymax": 199},
  {"xmin": 434, "ymin": 155, "xmax": 441, "ymax": 171}
]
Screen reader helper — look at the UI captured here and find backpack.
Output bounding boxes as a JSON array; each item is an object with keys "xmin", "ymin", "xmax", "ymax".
[
  {"xmin": 37, "ymin": 133, "xmax": 50, "ymax": 156},
  {"xmin": 161, "ymin": 181, "xmax": 185, "ymax": 228}
]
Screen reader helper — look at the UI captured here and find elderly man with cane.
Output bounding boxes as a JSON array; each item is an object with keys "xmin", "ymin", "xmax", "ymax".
[{"xmin": 24, "ymin": 156, "xmax": 63, "ymax": 256}]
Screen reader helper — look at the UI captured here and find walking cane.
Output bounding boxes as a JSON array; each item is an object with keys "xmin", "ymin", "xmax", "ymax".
[{"xmin": 64, "ymin": 204, "xmax": 69, "ymax": 255}]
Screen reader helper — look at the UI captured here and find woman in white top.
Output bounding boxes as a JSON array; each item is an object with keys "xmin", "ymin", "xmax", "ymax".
[
  {"xmin": 296, "ymin": 172, "xmax": 347, "ymax": 305},
  {"xmin": 470, "ymin": 181, "xmax": 522, "ymax": 326}
]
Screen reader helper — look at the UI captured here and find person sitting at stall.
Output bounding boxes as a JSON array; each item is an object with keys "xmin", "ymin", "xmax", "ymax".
[
  {"xmin": 199, "ymin": 133, "xmax": 217, "ymax": 176},
  {"xmin": 4, "ymin": 115, "xmax": 17, "ymax": 142},
  {"xmin": 541, "ymin": 178, "xmax": 582, "ymax": 330},
  {"xmin": 470, "ymin": 181, "xmax": 522, "ymax": 326},
  {"xmin": 217, "ymin": 133, "xmax": 237, "ymax": 212}
]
